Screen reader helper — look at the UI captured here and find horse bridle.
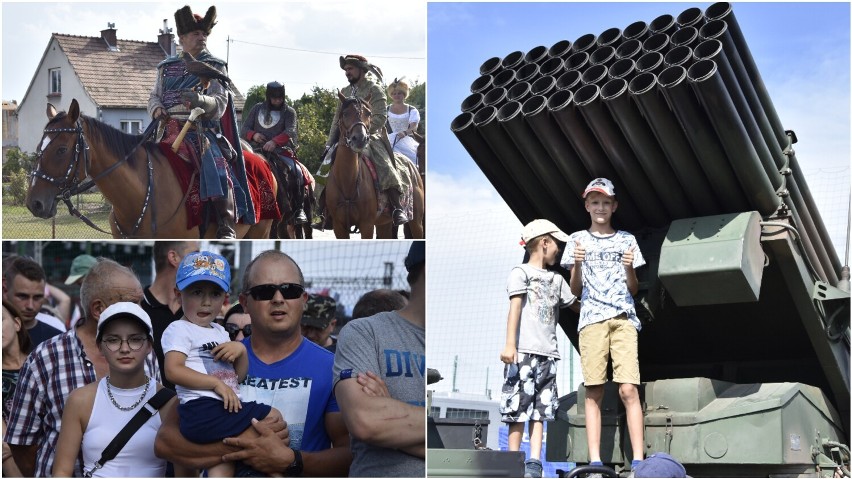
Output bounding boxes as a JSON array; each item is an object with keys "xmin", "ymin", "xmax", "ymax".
[
  {"xmin": 31, "ymin": 119, "xmax": 157, "ymax": 237},
  {"xmin": 339, "ymin": 97, "xmax": 370, "ymax": 149}
]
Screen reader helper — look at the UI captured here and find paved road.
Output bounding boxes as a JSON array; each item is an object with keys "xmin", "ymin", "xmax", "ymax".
[{"xmin": 309, "ymin": 224, "xmax": 406, "ymax": 239}]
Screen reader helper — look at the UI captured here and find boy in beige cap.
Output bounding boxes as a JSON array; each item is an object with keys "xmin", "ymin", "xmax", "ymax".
[{"xmin": 500, "ymin": 219, "xmax": 579, "ymax": 477}]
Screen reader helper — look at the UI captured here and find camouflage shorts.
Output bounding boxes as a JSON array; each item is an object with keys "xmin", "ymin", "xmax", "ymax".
[{"xmin": 500, "ymin": 353, "xmax": 559, "ymax": 423}]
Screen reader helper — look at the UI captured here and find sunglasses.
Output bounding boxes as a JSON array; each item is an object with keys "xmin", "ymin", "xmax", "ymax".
[
  {"xmin": 245, "ymin": 283, "xmax": 305, "ymax": 301},
  {"xmin": 225, "ymin": 323, "xmax": 252, "ymax": 340}
]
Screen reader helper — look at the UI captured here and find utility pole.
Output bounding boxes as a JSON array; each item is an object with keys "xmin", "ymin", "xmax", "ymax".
[{"xmin": 452, "ymin": 355, "xmax": 459, "ymax": 392}]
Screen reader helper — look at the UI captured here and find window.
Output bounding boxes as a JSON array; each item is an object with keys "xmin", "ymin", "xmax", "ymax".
[
  {"xmin": 120, "ymin": 120, "xmax": 142, "ymax": 134},
  {"xmin": 49, "ymin": 68, "xmax": 61, "ymax": 95},
  {"xmin": 445, "ymin": 407, "xmax": 489, "ymax": 420}
]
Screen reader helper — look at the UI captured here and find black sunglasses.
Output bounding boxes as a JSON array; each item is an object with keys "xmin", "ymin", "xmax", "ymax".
[
  {"xmin": 245, "ymin": 283, "xmax": 305, "ymax": 301},
  {"xmin": 225, "ymin": 323, "xmax": 252, "ymax": 339}
]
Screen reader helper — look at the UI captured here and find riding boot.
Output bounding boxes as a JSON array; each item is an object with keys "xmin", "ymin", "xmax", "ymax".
[
  {"xmin": 294, "ymin": 176, "xmax": 308, "ymax": 224},
  {"xmin": 387, "ymin": 188, "xmax": 408, "ymax": 226},
  {"xmin": 213, "ymin": 190, "xmax": 237, "ymax": 239}
]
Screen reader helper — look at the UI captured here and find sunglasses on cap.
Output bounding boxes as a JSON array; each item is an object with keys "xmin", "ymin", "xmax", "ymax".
[
  {"xmin": 245, "ymin": 283, "xmax": 305, "ymax": 301},
  {"xmin": 224, "ymin": 323, "xmax": 252, "ymax": 340}
]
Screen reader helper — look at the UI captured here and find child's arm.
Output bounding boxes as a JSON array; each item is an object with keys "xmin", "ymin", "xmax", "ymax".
[
  {"xmin": 500, "ymin": 295, "xmax": 523, "ymax": 364},
  {"xmin": 213, "ymin": 341, "xmax": 249, "ymax": 382},
  {"xmin": 569, "ymin": 240, "xmax": 585, "ymax": 298},
  {"xmin": 622, "ymin": 245, "xmax": 639, "ymax": 296},
  {"xmin": 164, "ymin": 350, "xmax": 242, "ymax": 412}
]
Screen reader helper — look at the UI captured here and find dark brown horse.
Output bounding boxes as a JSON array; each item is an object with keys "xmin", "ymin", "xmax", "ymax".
[
  {"xmin": 325, "ymin": 92, "xmax": 424, "ymax": 239},
  {"xmin": 26, "ymin": 99, "xmax": 274, "ymax": 238}
]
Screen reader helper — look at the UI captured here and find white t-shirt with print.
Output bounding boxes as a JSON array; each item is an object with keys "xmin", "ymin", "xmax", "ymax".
[
  {"xmin": 506, "ymin": 263, "xmax": 576, "ymax": 359},
  {"xmin": 562, "ymin": 230, "xmax": 645, "ymax": 332}
]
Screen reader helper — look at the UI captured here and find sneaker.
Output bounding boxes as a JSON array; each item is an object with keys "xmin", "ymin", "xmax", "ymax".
[{"xmin": 524, "ymin": 459, "xmax": 543, "ymax": 478}]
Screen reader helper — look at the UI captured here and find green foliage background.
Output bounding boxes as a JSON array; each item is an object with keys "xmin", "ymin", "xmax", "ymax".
[{"xmin": 241, "ymin": 81, "xmax": 425, "ymax": 173}]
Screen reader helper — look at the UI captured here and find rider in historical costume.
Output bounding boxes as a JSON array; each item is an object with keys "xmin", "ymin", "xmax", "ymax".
[
  {"xmin": 241, "ymin": 82, "xmax": 308, "ymax": 224},
  {"xmin": 315, "ymin": 54, "xmax": 411, "ymax": 226},
  {"xmin": 148, "ymin": 5, "xmax": 252, "ymax": 239}
]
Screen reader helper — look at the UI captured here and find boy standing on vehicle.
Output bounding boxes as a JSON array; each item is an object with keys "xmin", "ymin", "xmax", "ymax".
[
  {"xmin": 501, "ymin": 219, "xmax": 578, "ymax": 478},
  {"xmin": 564, "ymin": 178, "xmax": 646, "ymax": 470}
]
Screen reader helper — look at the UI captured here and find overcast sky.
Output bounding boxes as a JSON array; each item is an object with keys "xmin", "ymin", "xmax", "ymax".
[
  {"xmin": 1, "ymin": 1, "xmax": 426, "ymax": 102},
  {"xmin": 426, "ymin": 2, "xmax": 851, "ymax": 398}
]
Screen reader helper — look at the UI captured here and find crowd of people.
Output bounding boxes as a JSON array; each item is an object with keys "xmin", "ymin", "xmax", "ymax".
[{"xmin": 1, "ymin": 241, "xmax": 425, "ymax": 477}]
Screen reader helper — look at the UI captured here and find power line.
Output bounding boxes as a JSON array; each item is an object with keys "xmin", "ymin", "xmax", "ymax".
[{"xmin": 229, "ymin": 38, "xmax": 424, "ymax": 60}]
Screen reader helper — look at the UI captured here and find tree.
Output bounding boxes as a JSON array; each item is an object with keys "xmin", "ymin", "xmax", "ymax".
[
  {"xmin": 3, "ymin": 147, "xmax": 37, "ymax": 181},
  {"xmin": 293, "ymin": 86, "xmax": 338, "ymax": 173}
]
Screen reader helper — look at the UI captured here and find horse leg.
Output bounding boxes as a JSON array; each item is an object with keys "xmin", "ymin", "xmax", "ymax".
[{"xmin": 375, "ymin": 223, "xmax": 393, "ymax": 239}]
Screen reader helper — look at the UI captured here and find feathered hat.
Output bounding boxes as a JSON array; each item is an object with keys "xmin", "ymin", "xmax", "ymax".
[
  {"xmin": 174, "ymin": 5, "xmax": 217, "ymax": 36},
  {"xmin": 387, "ymin": 77, "xmax": 410, "ymax": 98},
  {"xmin": 339, "ymin": 54, "xmax": 384, "ymax": 84}
]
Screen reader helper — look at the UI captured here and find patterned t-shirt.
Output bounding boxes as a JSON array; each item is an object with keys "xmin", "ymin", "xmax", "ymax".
[
  {"xmin": 562, "ymin": 230, "xmax": 645, "ymax": 332},
  {"xmin": 507, "ymin": 264, "xmax": 576, "ymax": 359}
]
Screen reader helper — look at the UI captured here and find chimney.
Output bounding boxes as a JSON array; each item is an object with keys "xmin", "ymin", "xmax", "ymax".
[
  {"xmin": 158, "ymin": 19, "xmax": 176, "ymax": 57},
  {"xmin": 101, "ymin": 22, "xmax": 117, "ymax": 49}
]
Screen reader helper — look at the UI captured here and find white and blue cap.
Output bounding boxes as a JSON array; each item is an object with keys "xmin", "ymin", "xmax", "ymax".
[
  {"xmin": 97, "ymin": 302, "xmax": 153, "ymax": 340},
  {"xmin": 176, "ymin": 251, "xmax": 231, "ymax": 292}
]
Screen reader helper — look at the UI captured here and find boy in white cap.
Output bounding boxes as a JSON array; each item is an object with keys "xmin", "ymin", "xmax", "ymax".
[
  {"xmin": 161, "ymin": 251, "xmax": 282, "ymax": 477},
  {"xmin": 562, "ymin": 178, "xmax": 646, "ymax": 470},
  {"xmin": 500, "ymin": 219, "xmax": 579, "ymax": 477}
]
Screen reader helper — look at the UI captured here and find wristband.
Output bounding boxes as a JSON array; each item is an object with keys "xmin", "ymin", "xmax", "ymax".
[{"xmin": 285, "ymin": 449, "xmax": 303, "ymax": 476}]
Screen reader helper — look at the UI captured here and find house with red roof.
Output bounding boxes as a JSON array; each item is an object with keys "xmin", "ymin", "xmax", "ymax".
[{"xmin": 15, "ymin": 21, "xmax": 243, "ymax": 155}]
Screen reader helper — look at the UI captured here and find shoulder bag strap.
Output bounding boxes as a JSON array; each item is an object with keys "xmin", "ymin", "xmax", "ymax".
[{"xmin": 84, "ymin": 388, "xmax": 176, "ymax": 477}]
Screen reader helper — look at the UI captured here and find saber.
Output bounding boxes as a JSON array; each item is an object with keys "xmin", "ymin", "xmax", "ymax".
[{"xmin": 171, "ymin": 107, "xmax": 205, "ymax": 153}]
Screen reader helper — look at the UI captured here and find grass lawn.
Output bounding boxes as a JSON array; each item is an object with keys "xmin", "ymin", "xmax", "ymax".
[{"xmin": 2, "ymin": 193, "xmax": 113, "ymax": 239}]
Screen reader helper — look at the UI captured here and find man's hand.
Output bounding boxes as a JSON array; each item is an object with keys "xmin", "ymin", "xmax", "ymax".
[
  {"xmin": 212, "ymin": 341, "xmax": 246, "ymax": 363},
  {"xmin": 213, "ymin": 382, "xmax": 242, "ymax": 412},
  {"xmin": 573, "ymin": 240, "xmax": 586, "ymax": 264},
  {"xmin": 153, "ymin": 107, "xmax": 170, "ymax": 121},
  {"xmin": 262, "ymin": 140, "xmax": 277, "ymax": 152},
  {"xmin": 253, "ymin": 132, "xmax": 267, "ymax": 144},
  {"xmin": 222, "ymin": 418, "xmax": 295, "ymax": 474},
  {"xmin": 622, "ymin": 246, "xmax": 636, "ymax": 268},
  {"xmin": 357, "ymin": 371, "xmax": 389, "ymax": 397},
  {"xmin": 180, "ymin": 90, "xmax": 217, "ymax": 114}
]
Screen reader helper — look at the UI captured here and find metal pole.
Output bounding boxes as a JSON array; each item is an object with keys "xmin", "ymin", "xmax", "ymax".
[
  {"xmin": 453, "ymin": 355, "xmax": 459, "ymax": 392},
  {"xmin": 226, "ymin": 35, "xmax": 230, "ymax": 64}
]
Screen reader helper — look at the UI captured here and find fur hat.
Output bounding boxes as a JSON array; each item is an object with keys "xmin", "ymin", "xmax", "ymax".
[
  {"xmin": 387, "ymin": 77, "xmax": 410, "ymax": 98},
  {"xmin": 174, "ymin": 5, "xmax": 217, "ymax": 36},
  {"xmin": 340, "ymin": 54, "xmax": 369, "ymax": 71}
]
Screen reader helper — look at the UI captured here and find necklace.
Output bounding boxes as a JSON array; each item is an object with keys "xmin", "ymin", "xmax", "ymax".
[{"xmin": 106, "ymin": 375, "xmax": 150, "ymax": 411}]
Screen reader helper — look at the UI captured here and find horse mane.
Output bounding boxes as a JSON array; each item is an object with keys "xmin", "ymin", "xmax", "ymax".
[{"xmin": 50, "ymin": 111, "xmax": 153, "ymax": 163}]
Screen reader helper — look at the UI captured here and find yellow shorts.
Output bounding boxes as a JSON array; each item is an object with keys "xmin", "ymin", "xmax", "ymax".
[{"xmin": 579, "ymin": 315, "xmax": 639, "ymax": 386}]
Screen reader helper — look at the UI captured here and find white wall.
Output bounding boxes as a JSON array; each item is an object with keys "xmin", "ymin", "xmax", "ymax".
[{"xmin": 17, "ymin": 37, "xmax": 95, "ymax": 154}]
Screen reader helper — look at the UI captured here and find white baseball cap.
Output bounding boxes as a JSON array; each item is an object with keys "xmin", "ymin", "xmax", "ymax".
[
  {"xmin": 97, "ymin": 302, "xmax": 153, "ymax": 339},
  {"xmin": 583, "ymin": 177, "xmax": 616, "ymax": 198},
  {"xmin": 520, "ymin": 219, "xmax": 570, "ymax": 246}
]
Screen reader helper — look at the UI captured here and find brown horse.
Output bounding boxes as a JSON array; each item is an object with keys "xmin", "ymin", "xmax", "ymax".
[
  {"xmin": 25, "ymin": 99, "xmax": 274, "ymax": 239},
  {"xmin": 325, "ymin": 92, "xmax": 424, "ymax": 239}
]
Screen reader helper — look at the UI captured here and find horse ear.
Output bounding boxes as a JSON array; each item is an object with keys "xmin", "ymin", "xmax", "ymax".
[
  {"xmin": 68, "ymin": 99, "xmax": 80, "ymax": 122},
  {"xmin": 337, "ymin": 90, "xmax": 346, "ymax": 102},
  {"xmin": 46, "ymin": 103, "xmax": 58, "ymax": 120}
]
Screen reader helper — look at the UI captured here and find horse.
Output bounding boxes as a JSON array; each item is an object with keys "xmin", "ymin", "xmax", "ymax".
[
  {"xmin": 325, "ymin": 92, "xmax": 424, "ymax": 239},
  {"xmin": 395, "ymin": 130, "xmax": 426, "ymax": 239},
  {"xmin": 25, "ymin": 99, "xmax": 275, "ymax": 239},
  {"xmin": 240, "ymin": 140, "xmax": 313, "ymax": 240}
]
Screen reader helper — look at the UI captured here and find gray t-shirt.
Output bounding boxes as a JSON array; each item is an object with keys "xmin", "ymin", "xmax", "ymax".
[
  {"xmin": 507, "ymin": 264, "xmax": 576, "ymax": 359},
  {"xmin": 332, "ymin": 311, "xmax": 425, "ymax": 477}
]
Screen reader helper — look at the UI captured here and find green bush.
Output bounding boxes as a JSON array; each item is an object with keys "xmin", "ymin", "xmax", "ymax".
[
  {"xmin": 7, "ymin": 169, "xmax": 29, "ymax": 206},
  {"xmin": 3, "ymin": 148, "xmax": 37, "ymax": 181}
]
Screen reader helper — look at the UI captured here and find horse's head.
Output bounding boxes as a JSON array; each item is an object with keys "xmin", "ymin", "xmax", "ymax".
[
  {"xmin": 26, "ymin": 99, "xmax": 87, "ymax": 218},
  {"xmin": 336, "ymin": 91, "xmax": 371, "ymax": 152}
]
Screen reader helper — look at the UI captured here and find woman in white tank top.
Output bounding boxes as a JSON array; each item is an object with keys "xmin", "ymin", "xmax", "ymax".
[{"xmin": 53, "ymin": 303, "xmax": 176, "ymax": 477}]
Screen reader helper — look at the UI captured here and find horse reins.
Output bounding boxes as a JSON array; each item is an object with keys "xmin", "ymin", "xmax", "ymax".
[
  {"xmin": 31, "ymin": 119, "xmax": 158, "ymax": 237},
  {"xmin": 334, "ymin": 97, "xmax": 373, "ymax": 228}
]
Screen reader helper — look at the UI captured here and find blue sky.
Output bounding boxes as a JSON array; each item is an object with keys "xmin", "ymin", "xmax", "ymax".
[{"xmin": 425, "ymin": 0, "xmax": 851, "ymax": 427}]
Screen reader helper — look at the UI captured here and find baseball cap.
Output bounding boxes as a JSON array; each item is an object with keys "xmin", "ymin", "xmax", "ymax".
[
  {"xmin": 405, "ymin": 241, "xmax": 425, "ymax": 271},
  {"xmin": 176, "ymin": 251, "xmax": 231, "ymax": 292},
  {"xmin": 633, "ymin": 452, "xmax": 688, "ymax": 478},
  {"xmin": 65, "ymin": 254, "xmax": 97, "ymax": 285},
  {"xmin": 583, "ymin": 177, "xmax": 616, "ymax": 198},
  {"xmin": 97, "ymin": 302, "xmax": 153, "ymax": 340},
  {"xmin": 520, "ymin": 219, "xmax": 570, "ymax": 246},
  {"xmin": 301, "ymin": 294, "xmax": 337, "ymax": 329}
]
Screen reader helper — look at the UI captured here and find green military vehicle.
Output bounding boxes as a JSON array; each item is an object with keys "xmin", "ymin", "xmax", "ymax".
[{"xmin": 439, "ymin": 2, "xmax": 850, "ymax": 476}]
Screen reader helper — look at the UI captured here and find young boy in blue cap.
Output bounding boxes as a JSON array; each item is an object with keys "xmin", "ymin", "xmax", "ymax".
[{"xmin": 161, "ymin": 251, "xmax": 282, "ymax": 477}]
